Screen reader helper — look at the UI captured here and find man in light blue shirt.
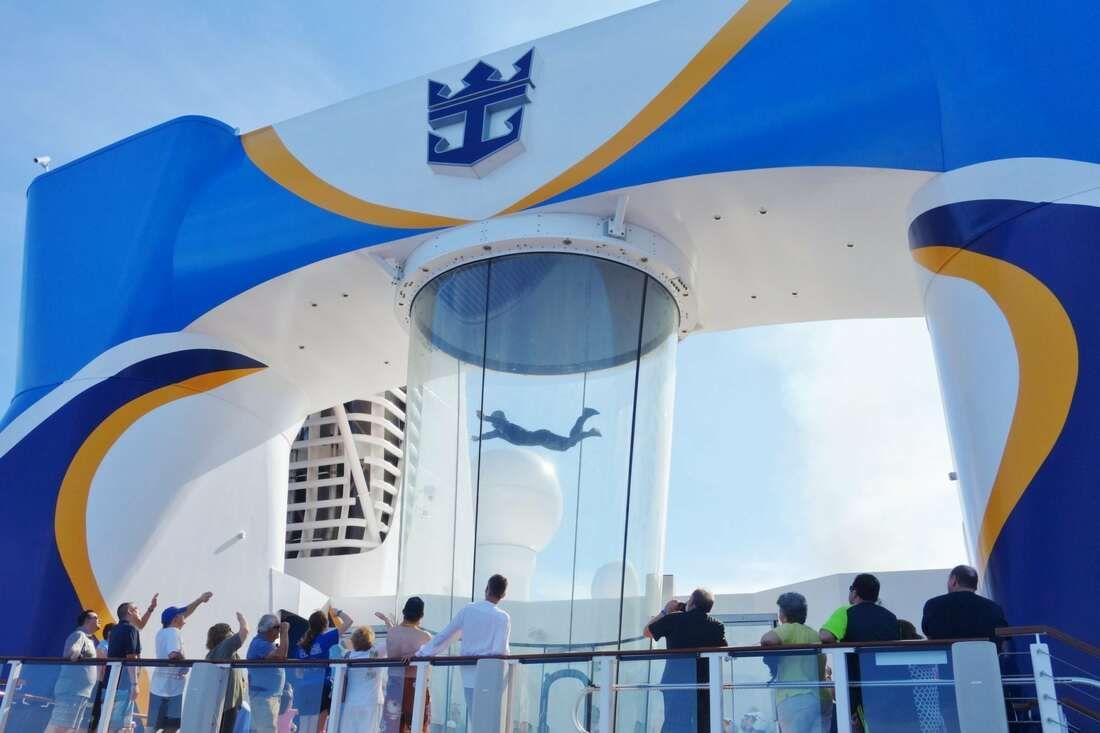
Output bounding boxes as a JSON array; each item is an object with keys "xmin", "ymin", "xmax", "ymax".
[{"xmin": 246, "ymin": 614, "xmax": 290, "ymax": 733}]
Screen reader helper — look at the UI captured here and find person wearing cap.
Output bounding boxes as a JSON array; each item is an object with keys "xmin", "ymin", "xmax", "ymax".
[
  {"xmin": 380, "ymin": 597, "xmax": 432, "ymax": 733},
  {"xmin": 148, "ymin": 591, "xmax": 213, "ymax": 733}
]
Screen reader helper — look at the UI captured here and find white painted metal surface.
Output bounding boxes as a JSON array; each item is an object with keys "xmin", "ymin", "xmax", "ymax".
[
  {"xmin": 706, "ymin": 652, "xmax": 724, "ymax": 733},
  {"xmin": 830, "ymin": 648, "xmax": 853, "ymax": 733},
  {"xmin": 1031, "ymin": 642, "xmax": 1063, "ymax": 733},
  {"xmin": 395, "ymin": 212, "xmax": 699, "ymax": 334},
  {"xmin": 0, "ymin": 661, "xmax": 20, "ymax": 733},
  {"xmin": 594, "ymin": 657, "xmax": 617, "ymax": 733}
]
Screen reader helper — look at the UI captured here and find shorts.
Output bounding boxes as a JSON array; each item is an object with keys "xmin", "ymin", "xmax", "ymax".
[
  {"xmin": 110, "ymin": 687, "xmax": 135, "ymax": 728},
  {"xmin": 149, "ymin": 692, "xmax": 184, "ymax": 728},
  {"xmin": 249, "ymin": 693, "xmax": 280, "ymax": 732},
  {"xmin": 48, "ymin": 693, "xmax": 90, "ymax": 729}
]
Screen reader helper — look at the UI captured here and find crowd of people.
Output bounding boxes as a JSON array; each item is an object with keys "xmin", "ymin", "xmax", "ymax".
[
  {"xmin": 38, "ymin": 565, "xmax": 1004, "ymax": 733},
  {"xmin": 646, "ymin": 564, "xmax": 1007, "ymax": 733},
  {"xmin": 40, "ymin": 574, "xmax": 511, "ymax": 733}
]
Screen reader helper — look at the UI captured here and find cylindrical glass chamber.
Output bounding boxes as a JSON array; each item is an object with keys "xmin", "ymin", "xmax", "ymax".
[{"xmin": 397, "ymin": 252, "xmax": 679, "ymax": 729}]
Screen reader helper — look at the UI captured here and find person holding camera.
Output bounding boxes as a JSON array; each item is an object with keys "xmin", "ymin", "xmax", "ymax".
[{"xmin": 644, "ymin": 589, "xmax": 727, "ymax": 733}]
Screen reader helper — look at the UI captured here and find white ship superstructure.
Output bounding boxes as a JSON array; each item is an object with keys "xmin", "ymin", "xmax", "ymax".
[{"xmin": 285, "ymin": 392, "xmax": 406, "ymax": 558}]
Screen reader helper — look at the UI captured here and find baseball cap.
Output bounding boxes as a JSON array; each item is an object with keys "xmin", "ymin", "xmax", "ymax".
[{"xmin": 161, "ymin": 606, "xmax": 186, "ymax": 627}]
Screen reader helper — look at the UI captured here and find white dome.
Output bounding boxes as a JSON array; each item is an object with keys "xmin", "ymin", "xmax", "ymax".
[
  {"xmin": 475, "ymin": 448, "xmax": 563, "ymax": 551},
  {"xmin": 591, "ymin": 561, "xmax": 640, "ymax": 599}
]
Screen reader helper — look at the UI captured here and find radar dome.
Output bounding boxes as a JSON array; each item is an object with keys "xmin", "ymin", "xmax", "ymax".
[
  {"xmin": 591, "ymin": 560, "xmax": 640, "ymax": 599},
  {"xmin": 475, "ymin": 448, "xmax": 563, "ymax": 551}
]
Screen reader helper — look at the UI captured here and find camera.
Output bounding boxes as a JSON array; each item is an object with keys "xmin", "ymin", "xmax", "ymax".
[{"xmin": 33, "ymin": 156, "xmax": 51, "ymax": 171}]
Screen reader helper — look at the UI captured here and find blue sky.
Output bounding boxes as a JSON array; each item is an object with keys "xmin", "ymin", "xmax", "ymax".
[{"xmin": 0, "ymin": 0, "xmax": 965, "ymax": 593}]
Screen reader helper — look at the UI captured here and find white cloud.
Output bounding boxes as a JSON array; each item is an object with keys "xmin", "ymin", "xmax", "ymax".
[
  {"xmin": 664, "ymin": 318, "xmax": 968, "ymax": 595},
  {"xmin": 764, "ymin": 318, "xmax": 967, "ymax": 577}
]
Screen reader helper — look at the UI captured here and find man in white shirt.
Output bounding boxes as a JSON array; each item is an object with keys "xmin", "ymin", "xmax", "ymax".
[
  {"xmin": 149, "ymin": 591, "xmax": 213, "ymax": 733},
  {"xmin": 417, "ymin": 574, "xmax": 511, "ymax": 714}
]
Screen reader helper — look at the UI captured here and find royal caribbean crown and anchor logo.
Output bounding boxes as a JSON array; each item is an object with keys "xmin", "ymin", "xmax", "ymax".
[{"xmin": 427, "ymin": 48, "xmax": 535, "ymax": 178}]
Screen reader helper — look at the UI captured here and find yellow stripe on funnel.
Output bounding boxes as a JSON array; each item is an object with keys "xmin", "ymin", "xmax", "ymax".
[
  {"xmin": 54, "ymin": 368, "xmax": 264, "ymax": 624},
  {"xmin": 498, "ymin": 0, "xmax": 790, "ymax": 215},
  {"xmin": 914, "ymin": 246, "xmax": 1078, "ymax": 567}
]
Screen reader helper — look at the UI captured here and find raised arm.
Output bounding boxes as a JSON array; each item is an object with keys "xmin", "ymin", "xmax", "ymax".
[
  {"xmin": 136, "ymin": 593, "xmax": 159, "ymax": 630},
  {"xmin": 333, "ymin": 608, "xmax": 353, "ymax": 632},
  {"xmin": 268, "ymin": 622, "xmax": 291, "ymax": 660},
  {"xmin": 374, "ymin": 611, "xmax": 396, "ymax": 629},
  {"xmin": 236, "ymin": 612, "xmax": 250, "ymax": 644},
  {"xmin": 183, "ymin": 591, "xmax": 214, "ymax": 619},
  {"xmin": 644, "ymin": 599, "xmax": 681, "ymax": 640}
]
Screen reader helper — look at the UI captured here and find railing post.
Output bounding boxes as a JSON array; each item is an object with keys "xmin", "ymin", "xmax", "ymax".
[
  {"xmin": 97, "ymin": 661, "xmax": 122, "ymax": 733},
  {"xmin": 409, "ymin": 660, "xmax": 430, "ymax": 733},
  {"xmin": 0, "ymin": 660, "xmax": 21, "ymax": 732},
  {"xmin": 1031, "ymin": 642, "xmax": 1063, "ymax": 733},
  {"xmin": 594, "ymin": 656, "xmax": 617, "ymax": 733},
  {"xmin": 328, "ymin": 662, "xmax": 348, "ymax": 733},
  {"xmin": 705, "ymin": 652, "xmax": 724, "ymax": 733},
  {"xmin": 503, "ymin": 659, "xmax": 519, "ymax": 732},
  {"xmin": 829, "ymin": 648, "xmax": 853, "ymax": 733}
]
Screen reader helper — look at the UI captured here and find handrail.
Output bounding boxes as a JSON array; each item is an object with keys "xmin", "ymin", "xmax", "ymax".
[
  {"xmin": 0, "ymin": 636, "xmax": 964, "ymax": 667},
  {"xmin": 1061, "ymin": 696, "xmax": 1100, "ymax": 723},
  {"xmin": 997, "ymin": 625, "xmax": 1100, "ymax": 660}
]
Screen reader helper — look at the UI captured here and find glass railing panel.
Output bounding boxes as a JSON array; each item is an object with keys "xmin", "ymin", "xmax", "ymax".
[
  {"xmin": 725, "ymin": 648, "xmax": 835, "ymax": 733},
  {"xmin": 511, "ymin": 656, "xmax": 596, "ymax": 732},
  {"xmin": 849, "ymin": 646, "xmax": 959, "ymax": 732},
  {"xmin": 337, "ymin": 657, "xmax": 406, "ymax": 733},
  {"xmin": 2, "ymin": 660, "xmax": 104, "ymax": 732},
  {"xmin": 423, "ymin": 661, "xmax": 475, "ymax": 732},
  {"xmin": 614, "ymin": 655, "xmax": 703, "ymax": 732},
  {"xmin": 726, "ymin": 651, "xmax": 778, "ymax": 729},
  {"xmin": 241, "ymin": 661, "xmax": 330, "ymax": 733}
]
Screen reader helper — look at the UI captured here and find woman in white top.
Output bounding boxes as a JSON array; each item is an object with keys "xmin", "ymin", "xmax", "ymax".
[{"xmin": 340, "ymin": 626, "xmax": 387, "ymax": 733}]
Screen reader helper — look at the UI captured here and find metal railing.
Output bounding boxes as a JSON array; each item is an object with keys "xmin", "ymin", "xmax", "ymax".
[
  {"xmin": 1, "ymin": 632, "xmax": 1098, "ymax": 733},
  {"xmin": 996, "ymin": 626, "xmax": 1100, "ymax": 732}
]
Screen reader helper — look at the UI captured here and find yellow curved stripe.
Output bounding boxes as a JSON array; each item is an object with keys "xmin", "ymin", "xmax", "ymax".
[
  {"xmin": 54, "ymin": 368, "xmax": 264, "ymax": 624},
  {"xmin": 243, "ymin": 0, "xmax": 787, "ymax": 226},
  {"xmin": 498, "ymin": 0, "xmax": 790, "ymax": 215},
  {"xmin": 242, "ymin": 126, "xmax": 469, "ymax": 228},
  {"xmin": 913, "ymin": 247, "xmax": 1078, "ymax": 566}
]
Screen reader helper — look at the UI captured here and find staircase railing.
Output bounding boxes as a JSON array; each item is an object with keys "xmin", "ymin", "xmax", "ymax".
[{"xmin": 997, "ymin": 626, "xmax": 1100, "ymax": 731}]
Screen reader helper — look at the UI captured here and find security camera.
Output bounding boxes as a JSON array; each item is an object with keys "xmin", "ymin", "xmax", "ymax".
[{"xmin": 33, "ymin": 156, "xmax": 51, "ymax": 171}]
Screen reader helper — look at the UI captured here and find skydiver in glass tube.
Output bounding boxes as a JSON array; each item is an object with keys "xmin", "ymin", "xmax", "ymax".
[{"xmin": 474, "ymin": 407, "xmax": 601, "ymax": 451}]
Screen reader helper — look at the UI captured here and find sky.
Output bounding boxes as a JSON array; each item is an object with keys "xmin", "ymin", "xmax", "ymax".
[{"xmin": 0, "ymin": 1, "xmax": 966, "ymax": 595}]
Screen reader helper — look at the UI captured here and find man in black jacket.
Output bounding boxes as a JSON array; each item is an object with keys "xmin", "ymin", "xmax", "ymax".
[
  {"xmin": 645, "ymin": 588, "xmax": 727, "ymax": 733},
  {"xmin": 922, "ymin": 565, "xmax": 1008, "ymax": 642}
]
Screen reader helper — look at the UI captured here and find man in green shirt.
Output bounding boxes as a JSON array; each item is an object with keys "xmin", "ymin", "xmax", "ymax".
[
  {"xmin": 818, "ymin": 574, "xmax": 900, "ymax": 730},
  {"xmin": 761, "ymin": 592, "xmax": 829, "ymax": 733}
]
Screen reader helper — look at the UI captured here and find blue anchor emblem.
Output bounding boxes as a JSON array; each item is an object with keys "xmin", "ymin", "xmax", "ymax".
[{"xmin": 427, "ymin": 49, "xmax": 535, "ymax": 177}]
